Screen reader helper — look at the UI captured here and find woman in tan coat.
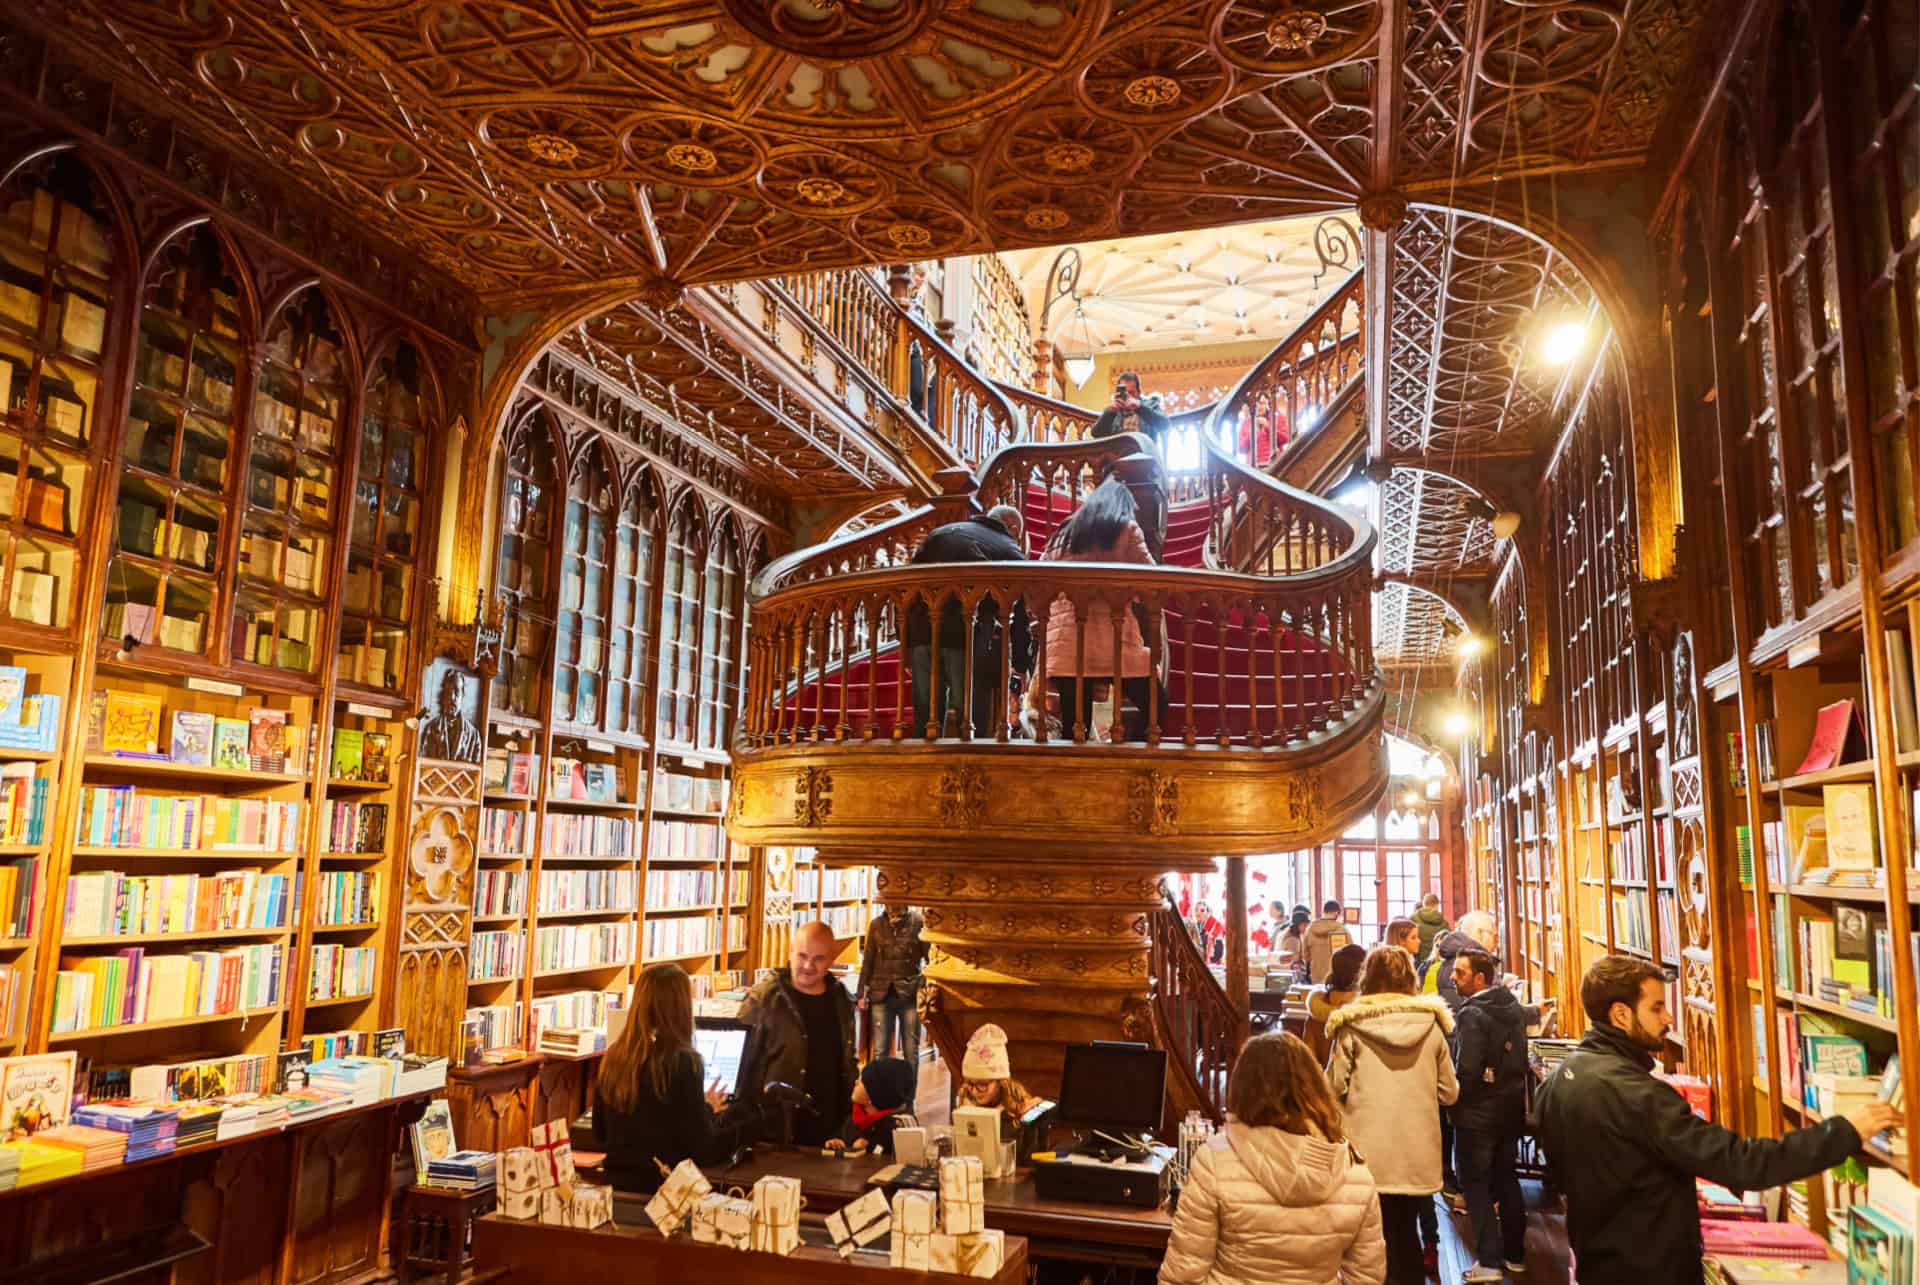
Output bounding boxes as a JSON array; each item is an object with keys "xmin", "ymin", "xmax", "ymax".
[
  {"xmin": 1039, "ymin": 477, "xmax": 1160, "ymax": 741},
  {"xmin": 1160, "ymin": 1032, "xmax": 1386, "ymax": 1285},
  {"xmin": 1326, "ymin": 947, "xmax": 1460, "ymax": 1284}
]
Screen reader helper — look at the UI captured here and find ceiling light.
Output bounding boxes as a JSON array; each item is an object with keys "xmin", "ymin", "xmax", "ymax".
[
  {"xmin": 1541, "ymin": 320, "xmax": 1586, "ymax": 366},
  {"xmin": 1491, "ymin": 511, "xmax": 1521, "ymax": 540},
  {"xmin": 1443, "ymin": 710, "xmax": 1473, "ymax": 739},
  {"xmin": 1065, "ymin": 355, "xmax": 1096, "ymax": 388},
  {"xmin": 1455, "ymin": 634, "xmax": 1485, "ymax": 660}
]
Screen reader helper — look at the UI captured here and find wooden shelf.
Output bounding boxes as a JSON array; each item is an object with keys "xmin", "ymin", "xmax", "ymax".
[
  {"xmin": 646, "ymin": 903, "xmax": 718, "ymax": 916},
  {"xmin": 474, "ymin": 913, "xmax": 523, "ymax": 925},
  {"xmin": 304, "ymin": 991, "xmax": 375, "ymax": 1008},
  {"xmin": 541, "ymin": 854, "xmax": 634, "ymax": 864},
  {"xmin": 544, "ymin": 798, "xmax": 637, "ymax": 813},
  {"xmin": 0, "ymin": 747, "xmax": 57, "ymax": 762},
  {"xmin": 1764, "ymin": 761, "xmax": 1878, "ymax": 793},
  {"xmin": 70, "ymin": 847, "xmax": 301, "ymax": 862},
  {"xmin": 534, "ymin": 906, "xmax": 637, "ymax": 921},
  {"xmin": 534, "ymin": 959, "xmax": 634, "ymax": 978},
  {"xmin": 48, "ymin": 1003, "xmax": 283, "ymax": 1042},
  {"xmin": 480, "ymin": 852, "xmax": 533, "ymax": 863},
  {"xmin": 649, "ymin": 807, "xmax": 728, "ymax": 822},
  {"xmin": 326, "ymin": 778, "xmax": 394, "ymax": 794},
  {"xmin": 1787, "ymin": 882, "xmax": 1920, "ymax": 903},
  {"xmin": 83, "ymin": 755, "xmax": 308, "ymax": 786},
  {"xmin": 641, "ymin": 949, "xmax": 716, "ymax": 966},
  {"xmin": 63, "ymin": 926, "xmax": 291, "ymax": 946},
  {"xmin": 0, "ymin": 936, "xmax": 35, "ymax": 950},
  {"xmin": 1791, "ymin": 991, "xmax": 1899, "ymax": 1033},
  {"xmin": 0, "ymin": 843, "xmax": 42, "ymax": 856},
  {"xmin": 485, "ymin": 792, "xmax": 537, "ymax": 804},
  {"xmin": 320, "ymin": 850, "xmax": 384, "ymax": 862},
  {"xmin": 645, "ymin": 855, "xmax": 722, "ymax": 865},
  {"xmin": 313, "ymin": 920, "xmax": 381, "ymax": 934}
]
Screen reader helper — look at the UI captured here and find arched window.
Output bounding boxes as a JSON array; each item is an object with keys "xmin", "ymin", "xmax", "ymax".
[
  {"xmin": 605, "ymin": 473, "xmax": 657, "ymax": 739},
  {"xmin": 697, "ymin": 519, "xmax": 742, "ymax": 752},
  {"xmin": 655, "ymin": 498, "xmax": 704, "ymax": 746},
  {"xmin": 554, "ymin": 447, "xmax": 616, "ymax": 729},
  {"xmin": 236, "ymin": 287, "xmax": 347, "ymax": 672},
  {"xmin": 343, "ymin": 341, "xmax": 427, "ymax": 690},
  {"xmin": 110, "ymin": 223, "xmax": 236, "ymax": 655},
  {"xmin": 494, "ymin": 411, "xmax": 556, "ymax": 720}
]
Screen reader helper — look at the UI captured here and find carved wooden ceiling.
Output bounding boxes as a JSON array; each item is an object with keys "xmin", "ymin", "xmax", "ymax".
[{"xmin": 8, "ymin": 0, "xmax": 1699, "ymax": 297}]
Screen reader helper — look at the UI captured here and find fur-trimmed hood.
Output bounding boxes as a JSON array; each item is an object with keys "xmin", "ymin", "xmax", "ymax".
[{"xmin": 1323, "ymin": 991, "xmax": 1455, "ymax": 1047}]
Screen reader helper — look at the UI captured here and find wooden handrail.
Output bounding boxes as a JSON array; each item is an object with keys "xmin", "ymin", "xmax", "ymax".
[
  {"xmin": 1148, "ymin": 905, "xmax": 1237, "ymax": 1123},
  {"xmin": 1204, "ymin": 268, "xmax": 1365, "ymax": 469}
]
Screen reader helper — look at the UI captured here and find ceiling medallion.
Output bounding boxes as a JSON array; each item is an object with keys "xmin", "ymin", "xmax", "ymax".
[
  {"xmin": 796, "ymin": 176, "xmax": 847, "ymax": 204},
  {"xmin": 1023, "ymin": 204, "xmax": 1070, "ymax": 232},
  {"xmin": 887, "ymin": 222, "xmax": 934, "ymax": 250},
  {"xmin": 524, "ymin": 133, "xmax": 581, "ymax": 165},
  {"xmin": 665, "ymin": 143, "xmax": 719, "ymax": 172},
  {"xmin": 1265, "ymin": 7, "xmax": 1329, "ymax": 50},
  {"xmin": 1043, "ymin": 142, "xmax": 1096, "ymax": 173},
  {"xmin": 1123, "ymin": 75, "xmax": 1182, "ymax": 109}
]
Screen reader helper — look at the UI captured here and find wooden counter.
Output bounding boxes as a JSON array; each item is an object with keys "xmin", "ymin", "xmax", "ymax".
[
  {"xmin": 701, "ymin": 1147, "xmax": 1172, "ymax": 1268},
  {"xmin": 473, "ymin": 1211, "xmax": 1029, "ymax": 1285}
]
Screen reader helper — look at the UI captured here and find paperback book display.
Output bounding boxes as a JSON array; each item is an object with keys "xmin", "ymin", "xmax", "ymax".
[
  {"xmin": 532, "ymin": 921, "xmax": 632, "ymax": 973},
  {"xmin": 0, "ymin": 770, "xmax": 50, "ymax": 845},
  {"xmin": 481, "ymin": 807, "xmax": 532, "ymax": 856},
  {"xmin": 0, "ymin": 666, "xmax": 61, "ymax": 752},
  {"xmin": 537, "ymin": 868, "xmax": 635, "ymax": 914},
  {"xmin": 326, "ymin": 729, "xmax": 392, "ymax": 783},
  {"xmin": 75, "ymin": 788, "xmax": 304, "ymax": 852},
  {"xmin": 470, "ymin": 931, "xmax": 526, "ymax": 982},
  {"xmin": 644, "ymin": 916, "xmax": 713, "ymax": 961},
  {"xmin": 0, "ymin": 1046, "xmax": 445, "ymax": 1190},
  {"xmin": 49, "ymin": 944, "xmax": 285, "ymax": 1033},
  {"xmin": 307, "ymin": 944, "xmax": 375, "ymax": 1001},
  {"xmin": 475, "ymin": 869, "xmax": 527, "ymax": 918},
  {"xmin": 483, "ymin": 750, "xmax": 542, "ymax": 797},
  {"xmin": 89, "ymin": 688, "xmax": 307, "ymax": 775},
  {"xmin": 542, "ymin": 814, "xmax": 632, "ymax": 860},
  {"xmin": 62, "ymin": 869, "xmax": 291, "ymax": 935},
  {"xmin": 649, "ymin": 818, "xmax": 723, "ymax": 862},
  {"xmin": 323, "ymin": 801, "xmax": 388, "ymax": 855}
]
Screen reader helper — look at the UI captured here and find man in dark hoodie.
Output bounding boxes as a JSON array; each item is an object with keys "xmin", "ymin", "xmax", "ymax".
[
  {"xmin": 1535, "ymin": 956, "xmax": 1898, "ymax": 1285},
  {"xmin": 1451, "ymin": 949, "xmax": 1530, "ymax": 1282}
]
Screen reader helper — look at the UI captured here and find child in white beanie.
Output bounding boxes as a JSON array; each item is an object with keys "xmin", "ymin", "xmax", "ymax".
[{"xmin": 956, "ymin": 1023, "xmax": 1034, "ymax": 1140}]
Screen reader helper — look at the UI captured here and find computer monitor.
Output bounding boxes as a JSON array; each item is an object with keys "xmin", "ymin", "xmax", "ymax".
[
  {"xmin": 694, "ymin": 1017, "xmax": 751, "ymax": 1097},
  {"xmin": 1055, "ymin": 1042, "xmax": 1166, "ymax": 1135}
]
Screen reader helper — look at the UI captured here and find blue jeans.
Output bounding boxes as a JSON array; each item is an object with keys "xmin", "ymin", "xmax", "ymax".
[
  {"xmin": 873, "ymin": 989, "xmax": 920, "ymax": 1071},
  {"xmin": 1455, "ymin": 1123, "xmax": 1526, "ymax": 1267}
]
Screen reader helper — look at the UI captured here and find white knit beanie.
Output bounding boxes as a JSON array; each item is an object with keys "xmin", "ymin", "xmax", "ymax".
[{"xmin": 962, "ymin": 1023, "xmax": 1011, "ymax": 1080}]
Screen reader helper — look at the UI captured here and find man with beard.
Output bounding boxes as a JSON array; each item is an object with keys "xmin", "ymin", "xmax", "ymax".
[{"xmin": 1534, "ymin": 956, "xmax": 1899, "ymax": 1285}]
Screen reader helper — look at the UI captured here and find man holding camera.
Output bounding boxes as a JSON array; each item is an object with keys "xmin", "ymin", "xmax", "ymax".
[{"xmin": 1091, "ymin": 371, "xmax": 1169, "ymax": 448}]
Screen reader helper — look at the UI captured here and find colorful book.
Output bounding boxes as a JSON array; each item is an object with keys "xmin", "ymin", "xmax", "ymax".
[
  {"xmin": 0, "ymin": 1052, "xmax": 74, "ymax": 1140},
  {"xmin": 362, "ymin": 733, "xmax": 391, "ymax": 784},
  {"xmin": 101, "ymin": 692, "xmax": 165, "ymax": 756},
  {"xmin": 169, "ymin": 711, "xmax": 215, "ymax": 767},
  {"xmin": 0, "ymin": 667, "xmax": 27, "ymax": 728},
  {"xmin": 329, "ymin": 729, "xmax": 365, "ymax": 782},
  {"xmin": 408, "ymin": 1098, "xmax": 455, "ymax": 1181},
  {"xmin": 212, "ymin": 719, "xmax": 249, "ymax": 771},
  {"xmin": 248, "ymin": 709, "xmax": 288, "ymax": 773}
]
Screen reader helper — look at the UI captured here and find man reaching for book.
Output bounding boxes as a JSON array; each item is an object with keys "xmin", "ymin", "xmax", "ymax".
[{"xmin": 1535, "ymin": 956, "xmax": 1900, "ymax": 1285}]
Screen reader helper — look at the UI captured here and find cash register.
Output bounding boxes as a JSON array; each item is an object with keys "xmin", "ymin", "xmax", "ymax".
[{"xmin": 1029, "ymin": 1042, "xmax": 1171, "ymax": 1209}]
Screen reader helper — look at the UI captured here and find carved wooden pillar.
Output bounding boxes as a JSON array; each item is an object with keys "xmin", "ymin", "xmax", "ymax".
[
  {"xmin": 1031, "ymin": 338, "xmax": 1054, "ymax": 397},
  {"xmin": 886, "ymin": 263, "xmax": 915, "ymax": 307},
  {"xmin": 1224, "ymin": 856, "xmax": 1249, "ymax": 1047}
]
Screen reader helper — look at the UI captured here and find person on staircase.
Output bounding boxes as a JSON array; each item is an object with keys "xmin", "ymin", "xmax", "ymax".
[
  {"xmin": 1326, "ymin": 947, "xmax": 1459, "ymax": 1285},
  {"xmin": 904, "ymin": 504, "xmax": 1031, "ymax": 738},
  {"xmin": 1159, "ymin": 1031, "xmax": 1386, "ymax": 1285},
  {"xmin": 1038, "ymin": 477, "xmax": 1165, "ymax": 742},
  {"xmin": 1092, "ymin": 371, "xmax": 1170, "ymax": 450},
  {"xmin": 856, "ymin": 902, "xmax": 928, "ymax": 1071},
  {"xmin": 1413, "ymin": 894, "xmax": 1450, "ymax": 969}
]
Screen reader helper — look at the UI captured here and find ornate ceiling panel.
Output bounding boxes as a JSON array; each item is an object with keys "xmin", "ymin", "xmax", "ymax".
[
  {"xmin": 5, "ymin": 0, "xmax": 1701, "ymax": 300},
  {"xmin": 1374, "ymin": 581, "xmax": 1461, "ymax": 666},
  {"xmin": 1377, "ymin": 468, "xmax": 1494, "ymax": 578}
]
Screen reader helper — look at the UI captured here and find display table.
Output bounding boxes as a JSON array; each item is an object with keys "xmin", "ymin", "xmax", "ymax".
[
  {"xmin": 472, "ymin": 1211, "xmax": 1029, "ymax": 1284},
  {"xmin": 700, "ymin": 1147, "xmax": 1172, "ymax": 1269}
]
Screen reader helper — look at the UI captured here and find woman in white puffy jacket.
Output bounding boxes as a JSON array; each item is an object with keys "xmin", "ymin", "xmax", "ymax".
[{"xmin": 1159, "ymin": 1032, "xmax": 1387, "ymax": 1285}]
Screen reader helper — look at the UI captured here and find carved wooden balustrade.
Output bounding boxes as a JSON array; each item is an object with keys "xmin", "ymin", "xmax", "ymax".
[
  {"xmin": 1204, "ymin": 268, "xmax": 1365, "ymax": 469},
  {"xmin": 771, "ymin": 269, "xmax": 1021, "ymax": 471},
  {"xmin": 729, "ymin": 433, "xmax": 1384, "ymax": 1099},
  {"xmin": 1148, "ymin": 905, "xmax": 1240, "ymax": 1123}
]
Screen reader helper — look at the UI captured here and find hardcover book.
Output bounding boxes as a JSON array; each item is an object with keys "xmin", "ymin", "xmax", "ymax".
[
  {"xmin": 329, "ymin": 729, "xmax": 365, "ymax": 781},
  {"xmin": 409, "ymin": 1098, "xmax": 456, "ymax": 1181},
  {"xmin": 0, "ymin": 666, "xmax": 26, "ymax": 727},
  {"xmin": 248, "ymin": 709, "xmax": 288, "ymax": 773},
  {"xmin": 276, "ymin": 1048, "xmax": 312, "ymax": 1093},
  {"xmin": 373, "ymin": 1027, "xmax": 405, "ymax": 1059},
  {"xmin": 0, "ymin": 1051, "xmax": 75, "ymax": 1140},
  {"xmin": 212, "ymin": 718, "xmax": 250, "ymax": 770},
  {"xmin": 101, "ymin": 691, "xmax": 165, "ymax": 756},
  {"xmin": 1797, "ymin": 700, "xmax": 1866, "ymax": 775},
  {"xmin": 362, "ymin": 732, "xmax": 391, "ymax": 784},
  {"xmin": 170, "ymin": 711, "xmax": 215, "ymax": 767}
]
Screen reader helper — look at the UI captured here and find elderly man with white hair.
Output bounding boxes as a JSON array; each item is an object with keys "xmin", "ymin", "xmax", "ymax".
[{"xmin": 902, "ymin": 503, "xmax": 1032, "ymax": 739}]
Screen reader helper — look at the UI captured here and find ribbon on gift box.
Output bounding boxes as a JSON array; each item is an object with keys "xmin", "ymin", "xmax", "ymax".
[
  {"xmin": 824, "ymin": 1188, "xmax": 892, "ymax": 1259},
  {"xmin": 691, "ymin": 1191, "xmax": 732, "ymax": 1245},
  {"xmin": 531, "ymin": 1118, "xmax": 576, "ymax": 1189},
  {"xmin": 890, "ymin": 1231, "xmax": 932, "ymax": 1272},
  {"xmin": 748, "ymin": 1174, "xmax": 805, "ymax": 1255},
  {"xmin": 714, "ymin": 1189, "xmax": 753, "ymax": 1250},
  {"xmin": 644, "ymin": 1158, "xmax": 713, "ymax": 1237},
  {"xmin": 954, "ymin": 1229, "xmax": 1006, "ymax": 1278},
  {"xmin": 890, "ymin": 1187, "xmax": 939, "ymax": 1268}
]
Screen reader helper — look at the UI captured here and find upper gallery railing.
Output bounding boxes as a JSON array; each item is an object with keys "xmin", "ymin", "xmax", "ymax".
[
  {"xmin": 772, "ymin": 270, "xmax": 1020, "ymax": 471},
  {"xmin": 740, "ymin": 434, "xmax": 1376, "ymax": 751}
]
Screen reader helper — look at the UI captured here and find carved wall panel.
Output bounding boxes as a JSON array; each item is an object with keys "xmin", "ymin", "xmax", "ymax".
[
  {"xmin": 447, "ymin": 1062, "xmax": 540, "ymax": 1155},
  {"xmin": 178, "ymin": 1141, "xmax": 290, "ymax": 1285},
  {"xmin": 285, "ymin": 1113, "xmax": 393, "ymax": 1285},
  {"xmin": 403, "ymin": 731, "xmax": 481, "ymax": 1060}
]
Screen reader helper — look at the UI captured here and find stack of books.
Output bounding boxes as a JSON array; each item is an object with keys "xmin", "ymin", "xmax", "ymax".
[
  {"xmin": 425, "ymin": 1150, "xmax": 497, "ymax": 1191},
  {"xmin": 8, "ymin": 1137, "xmax": 81, "ymax": 1186},
  {"xmin": 72, "ymin": 1101, "xmax": 179, "ymax": 1161},
  {"xmin": 174, "ymin": 1102, "xmax": 224, "ymax": 1147},
  {"xmin": 35, "ymin": 1123, "xmax": 127, "ymax": 1172},
  {"xmin": 214, "ymin": 1100, "xmax": 265, "ymax": 1140},
  {"xmin": 307, "ymin": 1057, "xmax": 398, "ymax": 1107},
  {"xmin": 537, "ymin": 1027, "xmax": 606, "ymax": 1056},
  {"xmin": 1697, "ymin": 1181, "xmax": 1766, "ymax": 1221},
  {"xmin": 0, "ymin": 1144, "xmax": 18, "ymax": 1191}
]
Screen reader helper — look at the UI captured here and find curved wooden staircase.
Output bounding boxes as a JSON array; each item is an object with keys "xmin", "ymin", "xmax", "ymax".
[{"xmin": 728, "ymin": 269, "xmax": 1375, "ymax": 1108}]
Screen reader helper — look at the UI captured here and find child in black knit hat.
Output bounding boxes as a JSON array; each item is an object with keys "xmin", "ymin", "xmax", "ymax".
[{"xmin": 824, "ymin": 1057, "xmax": 915, "ymax": 1157}]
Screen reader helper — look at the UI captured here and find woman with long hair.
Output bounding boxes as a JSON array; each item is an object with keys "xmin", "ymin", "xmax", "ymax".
[
  {"xmin": 1326, "ymin": 947, "xmax": 1460, "ymax": 1283},
  {"xmin": 1039, "ymin": 476, "xmax": 1162, "ymax": 741},
  {"xmin": 596, "ymin": 963, "xmax": 750, "ymax": 1192},
  {"xmin": 1160, "ymin": 1032, "xmax": 1386, "ymax": 1285}
]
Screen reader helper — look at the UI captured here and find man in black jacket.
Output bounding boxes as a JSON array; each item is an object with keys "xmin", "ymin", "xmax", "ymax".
[
  {"xmin": 734, "ymin": 922, "xmax": 858, "ymax": 1146},
  {"xmin": 905, "ymin": 505, "xmax": 1030, "ymax": 738},
  {"xmin": 1452, "ymin": 949, "xmax": 1531, "ymax": 1281},
  {"xmin": 1090, "ymin": 371, "xmax": 1170, "ymax": 449},
  {"xmin": 1535, "ymin": 956, "xmax": 1898, "ymax": 1285}
]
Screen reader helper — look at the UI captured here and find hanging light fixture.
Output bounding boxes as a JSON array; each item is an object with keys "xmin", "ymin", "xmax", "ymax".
[{"xmin": 1062, "ymin": 300, "xmax": 1098, "ymax": 388}]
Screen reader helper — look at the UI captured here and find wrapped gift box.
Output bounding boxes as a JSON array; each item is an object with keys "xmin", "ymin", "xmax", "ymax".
[
  {"xmin": 499, "ymin": 1146, "xmax": 541, "ymax": 1195},
  {"xmin": 540, "ymin": 1187, "xmax": 573, "ymax": 1226},
  {"xmin": 749, "ymin": 1174, "xmax": 803, "ymax": 1256},
  {"xmin": 939, "ymin": 1155, "xmax": 985, "ymax": 1235},
  {"xmin": 644, "ymin": 1158, "xmax": 712, "ymax": 1237},
  {"xmin": 930, "ymin": 1230, "xmax": 1007, "ymax": 1278},
  {"xmin": 715, "ymin": 1192, "xmax": 753, "ymax": 1250},
  {"xmin": 569, "ymin": 1184, "xmax": 613, "ymax": 1230},
  {"xmin": 691, "ymin": 1192, "xmax": 732, "ymax": 1246},
  {"xmin": 890, "ymin": 1189, "xmax": 938, "ymax": 1270},
  {"xmin": 500, "ymin": 1187, "xmax": 541, "ymax": 1220},
  {"xmin": 825, "ymin": 1188, "xmax": 892, "ymax": 1259},
  {"xmin": 531, "ymin": 1119, "xmax": 575, "ymax": 1189}
]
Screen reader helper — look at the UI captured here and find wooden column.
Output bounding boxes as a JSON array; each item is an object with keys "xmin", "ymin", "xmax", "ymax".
[{"xmin": 1225, "ymin": 856, "xmax": 1249, "ymax": 1047}]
